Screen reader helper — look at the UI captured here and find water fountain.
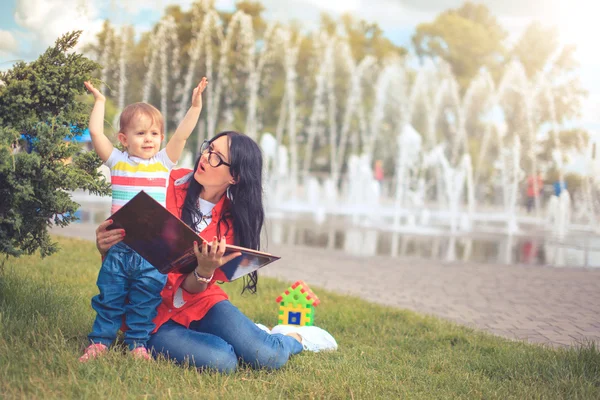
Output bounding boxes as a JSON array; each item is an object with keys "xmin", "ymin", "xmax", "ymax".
[
  {"xmin": 142, "ymin": 15, "xmax": 181, "ymax": 144},
  {"xmin": 84, "ymin": 6, "xmax": 598, "ymax": 267}
]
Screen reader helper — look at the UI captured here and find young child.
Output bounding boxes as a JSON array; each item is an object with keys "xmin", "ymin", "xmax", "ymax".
[{"xmin": 79, "ymin": 78, "xmax": 208, "ymax": 361}]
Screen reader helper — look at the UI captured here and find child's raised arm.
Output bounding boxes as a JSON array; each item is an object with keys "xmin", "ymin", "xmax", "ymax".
[
  {"xmin": 84, "ymin": 81, "xmax": 113, "ymax": 162},
  {"xmin": 165, "ymin": 77, "xmax": 208, "ymax": 163}
]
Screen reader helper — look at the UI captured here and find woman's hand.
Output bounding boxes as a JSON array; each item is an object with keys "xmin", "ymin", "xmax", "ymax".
[
  {"xmin": 95, "ymin": 219, "xmax": 125, "ymax": 257},
  {"xmin": 193, "ymin": 236, "xmax": 242, "ymax": 279}
]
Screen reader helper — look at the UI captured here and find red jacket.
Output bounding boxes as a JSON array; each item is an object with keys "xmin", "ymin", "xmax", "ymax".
[{"xmin": 151, "ymin": 168, "xmax": 234, "ymax": 332}]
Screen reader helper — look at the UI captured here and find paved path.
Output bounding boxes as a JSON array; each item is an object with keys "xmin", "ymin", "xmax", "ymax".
[{"xmin": 52, "ymin": 224, "xmax": 600, "ymax": 348}]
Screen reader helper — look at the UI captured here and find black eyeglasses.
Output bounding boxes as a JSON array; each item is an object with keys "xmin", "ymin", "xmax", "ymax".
[{"xmin": 200, "ymin": 140, "xmax": 231, "ymax": 168}]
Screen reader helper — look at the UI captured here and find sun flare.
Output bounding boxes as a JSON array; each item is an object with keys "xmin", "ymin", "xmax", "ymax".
[{"xmin": 551, "ymin": 1, "xmax": 600, "ymax": 64}]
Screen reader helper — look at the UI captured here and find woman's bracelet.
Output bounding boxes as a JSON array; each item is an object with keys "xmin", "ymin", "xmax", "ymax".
[{"xmin": 193, "ymin": 268, "xmax": 213, "ymax": 284}]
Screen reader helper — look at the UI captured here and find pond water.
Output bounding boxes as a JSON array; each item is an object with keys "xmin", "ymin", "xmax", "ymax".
[
  {"xmin": 264, "ymin": 218, "xmax": 600, "ymax": 268},
  {"xmin": 70, "ymin": 193, "xmax": 600, "ymax": 268}
]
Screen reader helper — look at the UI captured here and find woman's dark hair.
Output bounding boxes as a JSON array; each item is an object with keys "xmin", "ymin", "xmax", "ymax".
[{"xmin": 181, "ymin": 131, "xmax": 264, "ymax": 293}]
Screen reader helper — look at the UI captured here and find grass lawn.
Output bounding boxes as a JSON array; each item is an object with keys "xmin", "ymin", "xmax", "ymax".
[{"xmin": 1, "ymin": 236, "xmax": 599, "ymax": 399}]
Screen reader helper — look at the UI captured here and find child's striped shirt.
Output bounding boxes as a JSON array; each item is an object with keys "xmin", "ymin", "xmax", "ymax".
[{"xmin": 105, "ymin": 148, "xmax": 176, "ymax": 215}]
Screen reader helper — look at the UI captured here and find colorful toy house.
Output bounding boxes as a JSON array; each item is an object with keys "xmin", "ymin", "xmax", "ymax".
[{"xmin": 275, "ymin": 280, "xmax": 320, "ymax": 326}]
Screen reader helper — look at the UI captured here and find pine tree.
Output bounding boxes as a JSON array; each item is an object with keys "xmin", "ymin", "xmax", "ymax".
[{"xmin": 0, "ymin": 31, "xmax": 111, "ymax": 261}]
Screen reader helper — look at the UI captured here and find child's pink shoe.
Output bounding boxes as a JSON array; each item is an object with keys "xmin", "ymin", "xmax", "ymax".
[
  {"xmin": 79, "ymin": 343, "xmax": 108, "ymax": 362},
  {"xmin": 130, "ymin": 347, "xmax": 152, "ymax": 360}
]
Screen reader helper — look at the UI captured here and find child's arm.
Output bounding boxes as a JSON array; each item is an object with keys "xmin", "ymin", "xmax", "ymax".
[
  {"xmin": 84, "ymin": 81, "xmax": 113, "ymax": 162},
  {"xmin": 166, "ymin": 77, "xmax": 208, "ymax": 163}
]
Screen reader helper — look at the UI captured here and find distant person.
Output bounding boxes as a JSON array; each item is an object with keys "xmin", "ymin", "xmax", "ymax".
[
  {"xmin": 520, "ymin": 240, "xmax": 539, "ymax": 264},
  {"xmin": 80, "ymin": 78, "xmax": 208, "ymax": 361},
  {"xmin": 374, "ymin": 159, "xmax": 385, "ymax": 195},
  {"xmin": 553, "ymin": 180, "xmax": 567, "ymax": 197},
  {"xmin": 374, "ymin": 160, "xmax": 384, "ymax": 182},
  {"xmin": 526, "ymin": 174, "xmax": 543, "ymax": 213}
]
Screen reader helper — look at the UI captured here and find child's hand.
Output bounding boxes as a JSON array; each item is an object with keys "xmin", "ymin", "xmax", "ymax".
[
  {"xmin": 191, "ymin": 77, "xmax": 208, "ymax": 108},
  {"xmin": 84, "ymin": 81, "xmax": 106, "ymax": 102}
]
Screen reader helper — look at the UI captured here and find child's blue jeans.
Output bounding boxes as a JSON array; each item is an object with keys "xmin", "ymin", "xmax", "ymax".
[{"xmin": 88, "ymin": 242, "xmax": 167, "ymax": 350}]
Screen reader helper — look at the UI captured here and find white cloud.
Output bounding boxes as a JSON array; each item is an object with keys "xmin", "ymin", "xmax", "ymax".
[
  {"xmin": 302, "ymin": 0, "xmax": 361, "ymax": 13},
  {"xmin": 393, "ymin": 0, "xmax": 551, "ymax": 18},
  {"xmin": 215, "ymin": 0, "xmax": 236, "ymax": 10},
  {"xmin": 351, "ymin": 2, "xmax": 431, "ymax": 30},
  {"xmin": 581, "ymin": 97, "xmax": 600, "ymax": 126},
  {"xmin": 110, "ymin": 0, "xmax": 193, "ymax": 15},
  {"xmin": 99, "ymin": 0, "xmax": 235, "ymax": 17},
  {"xmin": 13, "ymin": 0, "xmax": 104, "ymax": 55},
  {"xmin": 0, "ymin": 30, "xmax": 19, "ymax": 53},
  {"xmin": 107, "ymin": 0, "xmax": 240, "ymax": 16},
  {"xmin": 257, "ymin": 0, "xmax": 429, "ymax": 35}
]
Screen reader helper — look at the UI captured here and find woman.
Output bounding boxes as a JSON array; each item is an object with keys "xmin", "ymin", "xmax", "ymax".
[{"xmin": 94, "ymin": 131, "xmax": 337, "ymax": 372}]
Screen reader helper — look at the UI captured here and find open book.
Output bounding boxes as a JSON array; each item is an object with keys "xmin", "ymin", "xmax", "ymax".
[{"xmin": 106, "ymin": 191, "xmax": 280, "ymax": 281}]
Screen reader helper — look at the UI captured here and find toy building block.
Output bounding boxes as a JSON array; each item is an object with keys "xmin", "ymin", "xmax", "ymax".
[{"xmin": 275, "ymin": 280, "xmax": 320, "ymax": 326}]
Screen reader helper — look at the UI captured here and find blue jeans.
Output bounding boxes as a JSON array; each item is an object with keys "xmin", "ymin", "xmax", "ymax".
[
  {"xmin": 89, "ymin": 243, "xmax": 167, "ymax": 350},
  {"xmin": 148, "ymin": 300, "xmax": 303, "ymax": 373}
]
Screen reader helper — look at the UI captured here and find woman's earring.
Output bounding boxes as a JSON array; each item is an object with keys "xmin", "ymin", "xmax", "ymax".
[{"xmin": 226, "ymin": 186, "xmax": 232, "ymax": 200}]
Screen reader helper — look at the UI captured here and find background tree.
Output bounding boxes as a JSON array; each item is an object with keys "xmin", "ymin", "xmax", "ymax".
[
  {"xmin": 411, "ymin": 1, "xmax": 509, "ymax": 176},
  {"xmin": 0, "ymin": 31, "xmax": 111, "ymax": 262},
  {"xmin": 412, "ymin": 1, "xmax": 507, "ymax": 90},
  {"xmin": 505, "ymin": 22, "xmax": 587, "ymax": 194},
  {"xmin": 511, "ymin": 22, "xmax": 559, "ymax": 79},
  {"xmin": 83, "ymin": 0, "xmax": 588, "ymax": 193},
  {"xmin": 341, "ymin": 13, "xmax": 406, "ymax": 61},
  {"xmin": 412, "ymin": 2, "xmax": 587, "ymax": 199},
  {"xmin": 221, "ymin": 1, "xmax": 267, "ymax": 37}
]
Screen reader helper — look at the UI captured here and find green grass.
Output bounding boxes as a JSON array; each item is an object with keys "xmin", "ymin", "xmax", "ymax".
[{"xmin": 1, "ymin": 237, "xmax": 599, "ymax": 399}]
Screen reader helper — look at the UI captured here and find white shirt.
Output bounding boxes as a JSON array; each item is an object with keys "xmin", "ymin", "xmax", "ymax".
[{"xmin": 197, "ymin": 198, "xmax": 216, "ymax": 232}]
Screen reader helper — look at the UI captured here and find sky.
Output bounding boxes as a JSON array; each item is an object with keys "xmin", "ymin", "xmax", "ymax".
[{"xmin": 1, "ymin": 0, "xmax": 599, "ymax": 131}]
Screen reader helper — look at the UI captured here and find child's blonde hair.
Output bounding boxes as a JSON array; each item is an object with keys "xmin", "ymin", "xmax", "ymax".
[{"xmin": 119, "ymin": 102, "xmax": 164, "ymax": 135}]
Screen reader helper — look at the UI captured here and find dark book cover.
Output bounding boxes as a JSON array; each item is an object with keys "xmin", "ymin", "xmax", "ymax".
[{"xmin": 106, "ymin": 191, "xmax": 280, "ymax": 281}]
